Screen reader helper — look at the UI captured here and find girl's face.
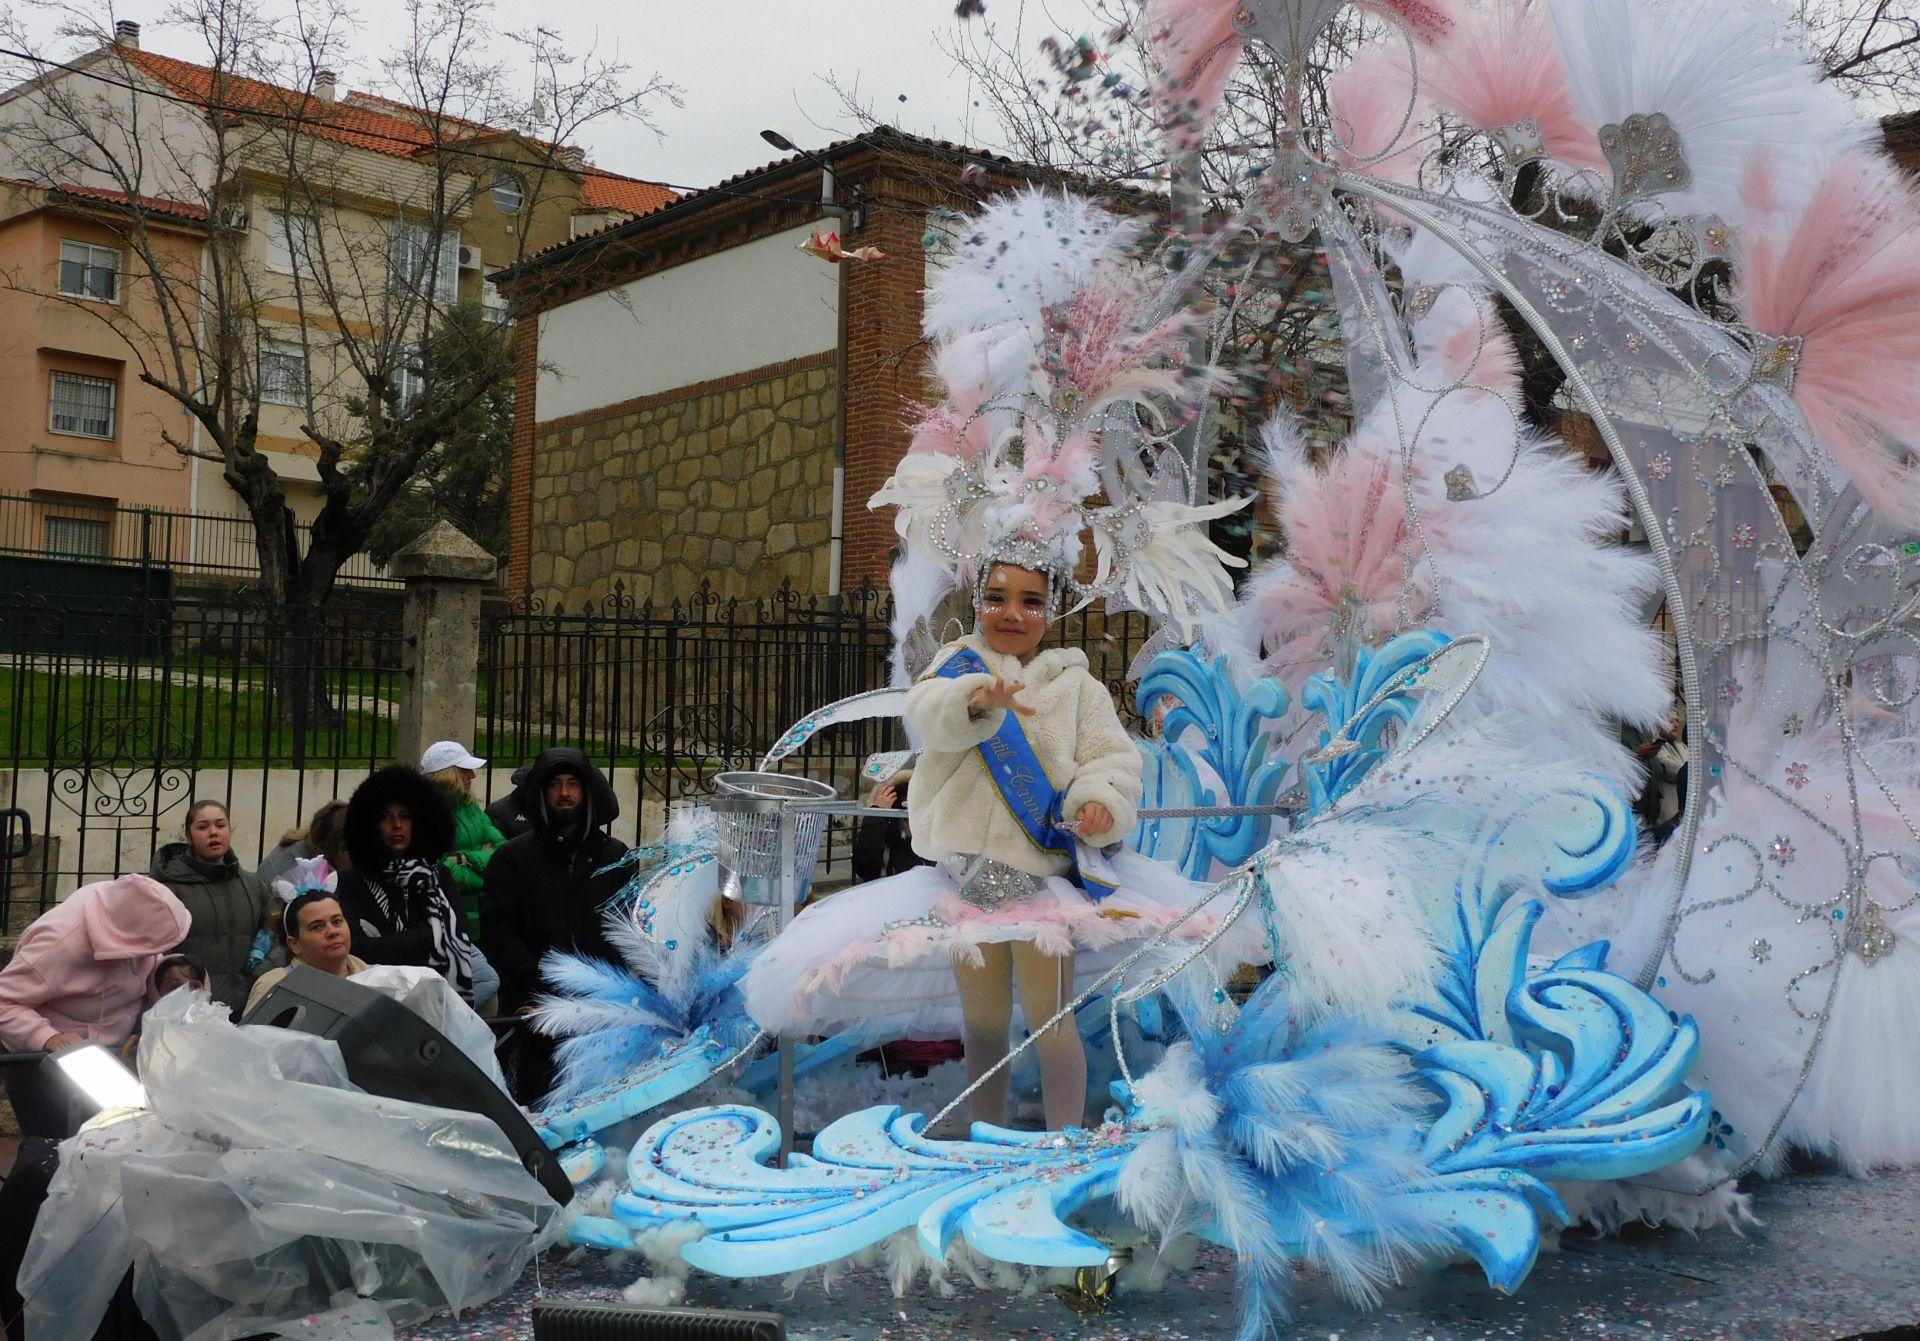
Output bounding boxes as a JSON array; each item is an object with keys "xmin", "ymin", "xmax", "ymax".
[
  {"xmin": 156, "ymin": 964, "xmax": 204, "ymax": 996},
  {"xmin": 187, "ymin": 806, "xmax": 230, "ymax": 861},
  {"xmin": 380, "ymin": 803, "xmax": 414, "ymax": 855},
  {"xmin": 978, "ymin": 564, "xmax": 1051, "ymax": 659},
  {"xmin": 289, "ymin": 898, "xmax": 352, "ymax": 972}
]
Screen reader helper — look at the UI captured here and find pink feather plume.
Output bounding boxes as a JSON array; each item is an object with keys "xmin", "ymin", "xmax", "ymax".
[
  {"xmin": 1736, "ymin": 150, "xmax": 1920, "ymax": 527},
  {"xmin": 1420, "ymin": 0, "xmax": 1604, "ymax": 172},
  {"xmin": 1327, "ymin": 47, "xmax": 1427, "ymax": 184},
  {"xmin": 1143, "ymin": 0, "xmax": 1245, "ymax": 137},
  {"xmin": 1374, "ymin": 0, "xmax": 1459, "ymax": 46},
  {"xmin": 1053, "ymin": 263, "xmax": 1195, "ymax": 406},
  {"xmin": 1247, "ymin": 418, "xmax": 1448, "ymax": 680}
]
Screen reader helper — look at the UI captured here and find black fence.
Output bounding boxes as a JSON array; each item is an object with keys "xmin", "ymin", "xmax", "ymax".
[
  {"xmin": 0, "ymin": 579, "xmax": 1156, "ymax": 927},
  {"xmin": 476, "ymin": 581, "xmax": 1156, "ymax": 875},
  {"xmin": 0, "ymin": 587, "xmax": 404, "ymax": 923}
]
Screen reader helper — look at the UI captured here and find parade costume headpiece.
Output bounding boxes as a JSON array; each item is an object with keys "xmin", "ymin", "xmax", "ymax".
[{"xmin": 871, "ymin": 190, "xmax": 1251, "ymax": 675}]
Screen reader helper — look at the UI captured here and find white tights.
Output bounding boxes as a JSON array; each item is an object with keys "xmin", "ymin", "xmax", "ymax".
[{"xmin": 953, "ymin": 941, "xmax": 1087, "ymax": 1131}]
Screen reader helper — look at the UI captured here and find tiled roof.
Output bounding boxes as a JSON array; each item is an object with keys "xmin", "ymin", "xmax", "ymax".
[
  {"xmin": 117, "ymin": 46, "xmax": 677, "ymax": 221},
  {"xmin": 120, "ymin": 48, "xmax": 451, "ymax": 159},
  {"xmin": 51, "ymin": 180, "xmax": 210, "ymax": 222},
  {"xmin": 500, "ymin": 124, "xmax": 1160, "ymax": 279},
  {"xmin": 578, "ymin": 171, "xmax": 676, "ymax": 217}
]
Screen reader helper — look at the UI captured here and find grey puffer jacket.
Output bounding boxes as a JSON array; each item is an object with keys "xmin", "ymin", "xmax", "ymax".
[{"xmin": 149, "ymin": 842, "xmax": 269, "ymax": 1013}]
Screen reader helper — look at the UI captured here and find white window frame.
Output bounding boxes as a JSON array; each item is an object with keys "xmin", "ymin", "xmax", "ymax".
[
  {"xmin": 389, "ymin": 219, "xmax": 459, "ymax": 305},
  {"xmin": 259, "ymin": 341, "xmax": 309, "ymax": 406},
  {"xmin": 57, "ymin": 240, "xmax": 121, "ymax": 303},
  {"xmin": 48, "ymin": 371, "xmax": 117, "ymax": 439},
  {"xmin": 489, "ymin": 171, "xmax": 524, "ymax": 215},
  {"xmin": 43, "ymin": 513, "xmax": 110, "ymax": 559},
  {"xmin": 265, "ymin": 210, "xmax": 317, "ymax": 278},
  {"xmin": 482, "ymin": 278, "xmax": 513, "ymax": 325},
  {"xmin": 391, "ymin": 345, "xmax": 424, "ymax": 409}
]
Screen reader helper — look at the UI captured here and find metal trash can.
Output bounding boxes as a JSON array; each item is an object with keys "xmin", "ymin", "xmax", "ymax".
[{"xmin": 709, "ymin": 772, "xmax": 836, "ymax": 907}]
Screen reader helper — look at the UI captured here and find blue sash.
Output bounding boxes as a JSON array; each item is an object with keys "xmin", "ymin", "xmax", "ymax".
[{"xmin": 934, "ymin": 648, "xmax": 1119, "ymax": 901}]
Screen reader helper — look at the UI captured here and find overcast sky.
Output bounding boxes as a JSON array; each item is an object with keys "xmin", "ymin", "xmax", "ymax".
[{"xmin": 27, "ymin": 1, "xmax": 1107, "ymax": 192}]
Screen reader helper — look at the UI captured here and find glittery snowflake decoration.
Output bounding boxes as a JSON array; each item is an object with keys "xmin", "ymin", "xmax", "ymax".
[
  {"xmin": 1647, "ymin": 453, "xmax": 1674, "ymax": 480},
  {"xmin": 1781, "ymin": 713, "xmax": 1803, "ymax": 737},
  {"xmin": 1768, "ymin": 835, "xmax": 1795, "ymax": 867},
  {"xmin": 1750, "ymin": 938, "xmax": 1772, "ymax": 964}
]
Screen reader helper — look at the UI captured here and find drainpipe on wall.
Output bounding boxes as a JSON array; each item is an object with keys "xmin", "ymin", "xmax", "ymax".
[{"xmin": 826, "ymin": 167, "xmax": 848, "ymax": 603}]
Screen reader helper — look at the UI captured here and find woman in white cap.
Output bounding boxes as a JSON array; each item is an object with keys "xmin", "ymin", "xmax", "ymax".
[{"xmin": 420, "ymin": 740, "xmax": 505, "ymax": 940}]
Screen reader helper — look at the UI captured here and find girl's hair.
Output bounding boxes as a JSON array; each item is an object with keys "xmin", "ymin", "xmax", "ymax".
[
  {"xmin": 308, "ymin": 802, "xmax": 351, "ymax": 871},
  {"xmin": 152, "ymin": 953, "xmax": 207, "ymax": 989},
  {"xmin": 282, "ymin": 890, "xmax": 344, "ymax": 946},
  {"xmin": 184, "ymin": 799, "xmax": 229, "ymax": 834},
  {"xmin": 423, "ymin": 765, "xmax": 471, "ymax": 804},
  {"xmin": 279, "ymin": 798, "xmax": 348, "ymax": 850}
]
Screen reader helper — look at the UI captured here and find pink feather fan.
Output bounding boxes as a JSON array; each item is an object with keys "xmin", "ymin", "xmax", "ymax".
[
  {"xmin": 1736, "ymin": 150, "xmax": 1920, "ymax": 527},
  {"xmin": 1052, "ymin": 262, "xmax": 1196, "ymax": 408},
  {"xmin": 1142, "ymin": 0, "xmax": 1245, "ymax": 135},
  {"xmin": 1419, "ymin": 0, "xmax": 1604, "ymax": 172},
  {"xmin": 1246, "ymin": 415, "xmax": 1449, "ymax": 680},
  {"xmin": 1327, "ymin": 47, "xmax": 1428, "ymax": 184}
]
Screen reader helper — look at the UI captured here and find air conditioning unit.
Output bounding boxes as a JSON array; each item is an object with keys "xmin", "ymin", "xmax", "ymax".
[
  {"xmin": 457, "ymin": 244, "xmax": 482, "ymax": 272},
  {"xmin": 217, "ymin": 202, "xmax": 250, "ymax": 232}
]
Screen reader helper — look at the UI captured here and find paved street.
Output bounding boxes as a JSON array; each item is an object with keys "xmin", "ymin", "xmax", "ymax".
[{"xmin": 405, "ymin": 1169, "xmax": 1920, "ymax": 1341}]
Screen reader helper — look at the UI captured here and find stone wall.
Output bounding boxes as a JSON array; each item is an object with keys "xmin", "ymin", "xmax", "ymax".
[{"xmin": 528, "ymin": 352, "xmax": 838, "ymax": 607}]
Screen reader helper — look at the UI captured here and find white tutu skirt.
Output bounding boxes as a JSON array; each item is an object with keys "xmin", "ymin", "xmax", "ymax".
[{"xmin": 741, "ymin": 850, "xmax": 1263, "ymax": 1039}]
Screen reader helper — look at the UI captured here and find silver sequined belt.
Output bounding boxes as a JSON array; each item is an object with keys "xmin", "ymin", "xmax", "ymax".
[{"xmin": 944, "ymin": 855, "xmax": 1044, "ymax": 911}]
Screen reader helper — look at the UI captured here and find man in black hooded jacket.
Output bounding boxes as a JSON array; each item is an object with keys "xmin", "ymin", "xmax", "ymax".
[{"xmin": 479, "ymin": 748, "xmax": 629, "ymax": 1016}]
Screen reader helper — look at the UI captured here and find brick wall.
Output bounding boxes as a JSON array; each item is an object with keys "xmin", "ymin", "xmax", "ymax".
[
  {"xmin": 841, "ymin": 171, "xmax": 935, "ymax": 587},
  {"xmin": 507, "ymin": 314, "xmax": 540, "ymax": 594},
  {"xmin": 526, "ymin": 353, "xmax": 837, "ymax": 607}
]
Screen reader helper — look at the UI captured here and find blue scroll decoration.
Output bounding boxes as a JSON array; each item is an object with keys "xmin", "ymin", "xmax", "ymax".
[
  {"xmin": 611, "ymin": 1106, "xmax": 1139, "ymax": 1275},
  {"xmin": 1132, "ymin": 650, "xmax": 1293, "ymax": 879},
  {"xmin": 1299, "ymin": 630, "xmax": 1451, "ymax": 816}
]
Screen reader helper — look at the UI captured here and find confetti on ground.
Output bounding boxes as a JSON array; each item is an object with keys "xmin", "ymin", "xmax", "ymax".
[{"xmin": 399, "ymin": 1168, "xmax": 1920, "ymax": 1341}]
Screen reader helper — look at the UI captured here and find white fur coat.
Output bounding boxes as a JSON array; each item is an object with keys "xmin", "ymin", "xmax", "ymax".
[{"xmin": 903, "ymin": 634, "xmax": 1141, "ymax": 877}]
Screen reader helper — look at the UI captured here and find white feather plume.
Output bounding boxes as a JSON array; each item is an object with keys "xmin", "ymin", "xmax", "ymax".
[{"xmin": 1545, "ymin": 0, "xmax": 1873, "ymax": 226}]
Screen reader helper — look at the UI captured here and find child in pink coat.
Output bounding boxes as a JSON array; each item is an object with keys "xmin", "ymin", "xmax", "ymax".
[{"xmin": 0, "ymin": 874, "xmax": 191, "ymax": 1052}]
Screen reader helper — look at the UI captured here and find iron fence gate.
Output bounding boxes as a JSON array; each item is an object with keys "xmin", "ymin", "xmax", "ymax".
[
  {"xmin": 0, "ymin": 588, "xmax": 404, "ymax": 925},
  {"xmin": 0, "ymin": 578, "xmax": 1158, "ymax": 925}
]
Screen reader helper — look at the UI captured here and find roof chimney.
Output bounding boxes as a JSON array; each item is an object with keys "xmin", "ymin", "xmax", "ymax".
[
  {"xmin": 112, "ymin": 20, "xmax": 140, "ymax": 48},
  {"xmin": 556, "ymin": 144, "xmax": 587, "ymax": 172},
  {"xmin": 313, "ymin": 69, "xmax": 337, "ymax": 102}
]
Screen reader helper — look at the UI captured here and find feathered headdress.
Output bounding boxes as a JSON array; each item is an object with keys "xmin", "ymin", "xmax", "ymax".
[
  {"xmin": 270, "ymin": 854, "xmax": 337, "ymax": 905},
  {"xmin": 872, "ymin": 189, "xmax": 1250, "ymax": 659}
]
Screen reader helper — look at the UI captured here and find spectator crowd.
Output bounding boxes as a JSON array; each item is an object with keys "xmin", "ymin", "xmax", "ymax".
[{"xmin": 0, "ymin": 741, "xmax": 634, "ymax": 1108}]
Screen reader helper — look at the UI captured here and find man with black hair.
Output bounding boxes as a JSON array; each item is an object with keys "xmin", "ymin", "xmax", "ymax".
[{"xmin": 478, "ymin": 748, "xmax": 628, "ymax": 1017}]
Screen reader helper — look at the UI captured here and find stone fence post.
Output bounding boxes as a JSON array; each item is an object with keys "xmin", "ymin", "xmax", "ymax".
[{"xmin": 391, "ymin": 521, "xmax": 498, "ymax": 766}]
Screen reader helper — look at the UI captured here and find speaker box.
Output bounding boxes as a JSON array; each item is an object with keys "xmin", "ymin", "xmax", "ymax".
[
  {"xmin": 532, "ymin": 1302, "xmax": 784, "ymax": 1340},
  {"xmin": 243, "ymin": 965, "xmax": 573, "ymax": 1206}
]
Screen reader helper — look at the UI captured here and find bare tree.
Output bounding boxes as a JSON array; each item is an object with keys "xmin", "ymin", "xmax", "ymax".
[{"xmin": 0, "ymin": 0, "xmax": 674, "ymax": 635}]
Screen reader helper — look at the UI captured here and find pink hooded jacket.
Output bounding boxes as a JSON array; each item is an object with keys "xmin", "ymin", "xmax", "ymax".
[{"xmin": 0, "ymin": 874, "xmax": 191, "ymax": 1051}]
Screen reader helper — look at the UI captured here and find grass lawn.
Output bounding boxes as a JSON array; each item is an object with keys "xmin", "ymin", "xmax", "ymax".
[{"xmin": 0, "ymin": 665, "xmax": 708, "ymax": 770}]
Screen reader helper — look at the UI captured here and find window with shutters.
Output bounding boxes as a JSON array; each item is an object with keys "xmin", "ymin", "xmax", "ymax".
[
  {"xmin": 48, "ymin": 372, "xmax": 116, "ymax": 438},
  {"xmin": 260, "ymin": 343, "xmax": 308, "ymax": 405},
  {"xmin": 58, "ymin": 241, "xmax": 121, "ymax": 302},
  {"xmin": 388, "ymin": 220, "xmax": 459, "ymax": 304},
  {"xmin": 43, "ymin": 514, "xmax": 109, "ymax": 559},
  {"xmin": 265, "ymin": 210, "xmax": 316, "ymax": 277}
]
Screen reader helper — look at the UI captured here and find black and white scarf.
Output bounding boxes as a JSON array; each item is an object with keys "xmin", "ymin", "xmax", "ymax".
[{"xmin": 373, "ymin": 857, "xmax": 476, "ymax": 1001}]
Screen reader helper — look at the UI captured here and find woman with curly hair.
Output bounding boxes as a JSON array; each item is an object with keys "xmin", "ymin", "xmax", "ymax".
[{"xmin": 335, "ymin": 766, "xmax": 485, "ymax": 1003}]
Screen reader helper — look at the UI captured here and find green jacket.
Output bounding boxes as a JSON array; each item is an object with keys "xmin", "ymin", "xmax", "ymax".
[{"xmin": 441, "ymin": 798, "xmax": 506, "ymax": 931}]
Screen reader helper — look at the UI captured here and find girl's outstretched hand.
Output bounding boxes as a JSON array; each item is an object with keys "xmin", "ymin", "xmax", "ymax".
[
  {"xmin": 1074, "ymin": 802, "xmax": 1114, "ymax": 837},
  {"xmin": 968, "ymin": 677, "xmax": 1033, "ymax": 717}
]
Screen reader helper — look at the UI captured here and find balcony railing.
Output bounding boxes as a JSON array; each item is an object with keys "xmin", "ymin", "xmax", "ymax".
[{"xmin": 0, "ymin": 491, "xmax": 398, "ymax": 587}]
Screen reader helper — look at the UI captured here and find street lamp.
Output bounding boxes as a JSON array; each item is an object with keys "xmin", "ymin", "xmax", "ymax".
[{"xmin": 760, "ymin": 128, "xmax": 859, "ymax": 605}]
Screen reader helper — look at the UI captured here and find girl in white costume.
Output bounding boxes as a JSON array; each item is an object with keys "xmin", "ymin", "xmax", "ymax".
[{"xmin": 743, "ymin": 561, "xmax": 1255, "ymax": 1130}]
